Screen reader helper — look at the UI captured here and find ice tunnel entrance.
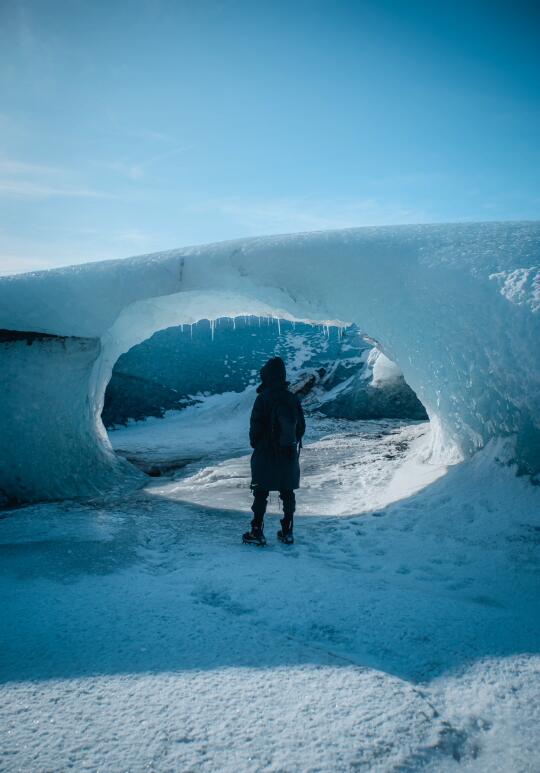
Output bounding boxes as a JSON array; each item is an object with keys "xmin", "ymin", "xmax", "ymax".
[
  {"xmin": 101, "ymin": 314, "xmax": 445, "ymax": 516},
  {"xmin": 1, "ymin": 222, "xmax": 539, "ymax": 505},
  {"xmin": 102, "ymin": 316, "xmax": 429, "ymax": 430}
]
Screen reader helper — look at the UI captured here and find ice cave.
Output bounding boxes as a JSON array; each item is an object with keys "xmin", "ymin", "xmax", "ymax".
[{"xmin": 0, "ymin": 221, "xmax": 539, "ymax": 503}]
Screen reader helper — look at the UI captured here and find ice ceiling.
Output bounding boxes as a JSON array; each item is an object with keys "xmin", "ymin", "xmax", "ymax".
[{"xmin": 0, "ymin": 221, "xmax": 539, "ymax": 502}]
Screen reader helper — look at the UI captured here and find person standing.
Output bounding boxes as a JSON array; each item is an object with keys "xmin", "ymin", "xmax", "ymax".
[{"xmin": 243, "ymin": 357, "xmax": 306, "ymax": 546}]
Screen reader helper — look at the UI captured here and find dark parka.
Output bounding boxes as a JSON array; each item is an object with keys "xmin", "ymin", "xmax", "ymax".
[{"xmin": 250, "ymin": 358, "xmax": 306, "ymax": 492}]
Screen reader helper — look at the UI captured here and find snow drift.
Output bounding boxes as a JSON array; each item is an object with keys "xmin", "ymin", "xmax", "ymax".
[{"xmin": 0, "ymin": 221, "xmax": 539, "ymax": 502}]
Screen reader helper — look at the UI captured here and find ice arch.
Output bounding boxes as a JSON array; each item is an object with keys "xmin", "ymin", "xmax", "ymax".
[{"xmin": 0, "ymin": 221, "xmax": 539, "ymax": 503}]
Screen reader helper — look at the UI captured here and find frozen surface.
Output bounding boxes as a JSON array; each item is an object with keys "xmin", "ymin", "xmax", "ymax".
[
  {"xmin": 1, "ymin": 408, "xmax": 539, "ymax": 771},
  {"xmin": 112, "ymin": 388, "xmax": 257, "ymax": 470},
  {"xmin": 111, "ymin": 391, "xmax": 443, "ymax": 513},
  {"xmin": 0, "ymin": 221, "xmax": 539, "ymax": 501}
]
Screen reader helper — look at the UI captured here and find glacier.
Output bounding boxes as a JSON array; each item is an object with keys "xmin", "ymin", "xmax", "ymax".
[
  {"xmin": 0, "ymin": 221, "xmax": 539, "ymax": 502},
  {"xmin": 102, "ymin": 319, "xmax": 426, "ymax": 427},
  {"xmin": 2, "ymin": 221, "xmax": 540, "ymax": 772}
]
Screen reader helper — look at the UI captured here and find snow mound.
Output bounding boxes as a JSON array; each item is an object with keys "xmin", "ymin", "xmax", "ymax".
[{"xmin": 0, "ymin": 221, "xmax": 539, "ymax": 501}]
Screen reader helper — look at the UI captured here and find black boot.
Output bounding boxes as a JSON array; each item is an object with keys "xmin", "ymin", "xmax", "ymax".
[
  {"xmin": 277, "ymin": 518, "xmax": 294, "ymax": 545},
  {"xmin": 242, "ymin": 526, "xmax": 267, "ymax": 546}
]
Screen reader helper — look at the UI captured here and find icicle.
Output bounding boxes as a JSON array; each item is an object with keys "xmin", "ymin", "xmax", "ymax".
[
  {"xmin": 190, "ymin": 323, "xmax": 193, "ymax": 340},
  {"xmin": 233, "ymin": 317, "xmax": 236, "ymax": 330},
  {"xmin": 210, "ymin": 319, "xmax": 215, "ymax": 341},
  {"xmin": 277, "ymin": 317, "xmax": 281, "ymax": 335}
]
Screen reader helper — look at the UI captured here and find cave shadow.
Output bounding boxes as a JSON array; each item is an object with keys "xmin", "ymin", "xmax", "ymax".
[{"xmin": 1, "ymin": 458, "xmax": 539, "ymax": 688}]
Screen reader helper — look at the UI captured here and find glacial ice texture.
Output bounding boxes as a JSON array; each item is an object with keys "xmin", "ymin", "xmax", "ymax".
[{"xmin": 0, "ymin": 221, "xmax": 539, "ymax": 501}]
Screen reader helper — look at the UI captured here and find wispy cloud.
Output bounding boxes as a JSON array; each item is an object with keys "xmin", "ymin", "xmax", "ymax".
[
  {"xmin": 112, "ymin": 229, "xmax": 154, "ymax": 244},
  {"xmin": 0, "ymin": 159, "xmax": 61, "ymax": 176},
  {"xmin": 6, "ymin": 0, "xmax": 56, "ymax": 90},
  {"xmin": 101, "ymin": 145, "xmax": 190, "ymax": 181},
  {"xmin": 187, "ymin": 195, "xmax": 430, "ymax": 234},
  {"xmin": 0, "ymin": 156, "xmax": 115, "ymax": 199},
  {"xmin": 0, "ymin": 180, "xmax": 116, "ymax": 198},
  {"xmin": 0, "ymin": 254, "xmax": 57, "ymax": 276},
  {"xmin": 127, "ymin": 128, "xmax": 171, "ymax": 144},
  {"xmin": 0, "ymin": 224, "xmax": 159, "ymax": 276}
]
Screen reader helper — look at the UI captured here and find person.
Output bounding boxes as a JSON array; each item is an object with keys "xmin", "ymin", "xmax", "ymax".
[{"xmin": 243, "ymin": 356, "xmax": 306, "ymax": 546}]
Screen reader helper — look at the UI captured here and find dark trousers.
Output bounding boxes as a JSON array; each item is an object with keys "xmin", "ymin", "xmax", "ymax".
[{"xmin": 251, "ymin": 488, "xmax": 296, "ymax": 530}]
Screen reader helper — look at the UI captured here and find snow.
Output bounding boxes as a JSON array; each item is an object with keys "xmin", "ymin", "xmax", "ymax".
[
  {"xmin": 370, "ymin": 349, "xmax": 402, "ymax": 385},
  {"xmin": 489, "ymin": 266, "xmax": 540, "ymax": 312},
  {"xmin": 1, "ymin": 220, "xmax": 539, "ymax": 766},
  {"xmin": 1, "ymin": 221, "xmax": 539, "ymax": 501},
  {"xmin": 112, "ymin": 388, "xmax": 257, "ymax": 470},
  {"xmin": 102, "ymin": 318, "xmax": 362, "ymax": 427},
  {"xmin": 1, "ymin": 404, "xmax": 539, "ymax": 771},
  {"xmin": 115, "ymin": 392, "xmax": 445, "ymax": 516}
]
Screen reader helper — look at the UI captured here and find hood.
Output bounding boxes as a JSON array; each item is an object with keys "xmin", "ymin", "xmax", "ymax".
[{"xmin": 257, "ymin": 356, "xmax": 289, "ymax": 392}]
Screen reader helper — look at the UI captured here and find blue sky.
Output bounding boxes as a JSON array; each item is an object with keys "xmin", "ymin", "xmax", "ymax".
[{"xmin": 0, "ymin": 0, "xmax": 539, "ymax": 274}]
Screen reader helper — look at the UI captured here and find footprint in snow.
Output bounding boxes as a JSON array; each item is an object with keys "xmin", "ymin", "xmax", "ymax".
[{"xmin": 192, "ymin": 588, "xmax": 253, "ymax": 616}]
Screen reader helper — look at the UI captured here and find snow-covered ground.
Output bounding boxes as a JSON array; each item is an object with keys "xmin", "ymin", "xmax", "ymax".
[{"xmin": 1, "ymin": 398, "xmax": 539, "ymax": 772}]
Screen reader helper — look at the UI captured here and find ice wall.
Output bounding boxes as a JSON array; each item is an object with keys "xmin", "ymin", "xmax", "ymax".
[
  {"xmin": 0, "ymin": 221, "xmax": 539, "ymax": 502},
  {"xmin": 0, "ymin": 332, "xmax": 141, "ymax": 503}
]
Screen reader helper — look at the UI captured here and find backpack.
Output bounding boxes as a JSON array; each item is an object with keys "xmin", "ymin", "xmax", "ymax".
[{"xmin": 270, "ymin": 394, "xmax": 300, "ymax": 458}]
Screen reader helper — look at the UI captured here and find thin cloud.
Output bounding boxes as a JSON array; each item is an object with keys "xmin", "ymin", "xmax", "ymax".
[
  {"xmin": 0, "ymin": 159, "xmax": 65, "ymax": 176},
  {"xmin": 0, "ymin": 156, "xmax": 116, "ymax": 199},
  {"xmin": 187, "ymin": 195, "xmax": 430, "ymax": 234},
  {"xmin": 100, "ymin": 145, "xmax": 190, "ymax": 181},
  {"xmin": 113, "ymin": 229, "xmax": 154, "ymax": 244},
  {"xmin": 128, "ymin": 128, "xmax": 171, "ymax": 144},
  {"xmin": 0, "ymin": 225, "xmax": 158, "ymax": 276},
  {"xmin": 0, "ymin": 179, "xmax": 116, "ymax": 199}
]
